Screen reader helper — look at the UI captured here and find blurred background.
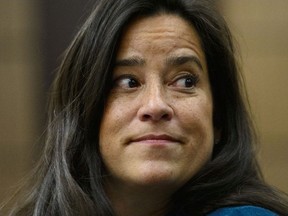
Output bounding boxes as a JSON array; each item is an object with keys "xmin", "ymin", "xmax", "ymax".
[{"xmin": 0, "ymin": 0, "xmax": 287, "ymax": 204}]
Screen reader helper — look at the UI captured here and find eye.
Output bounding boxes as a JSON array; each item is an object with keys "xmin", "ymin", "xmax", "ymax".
[
  {"xmin": 172, "ymin": 74, "xmax": 199, "ymax": 89},
  {"xmin": 113, "ymin": 75, "xmax": 140, "ymax": 89}
]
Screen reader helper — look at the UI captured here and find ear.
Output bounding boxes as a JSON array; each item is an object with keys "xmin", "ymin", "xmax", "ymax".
[{"xmin": 214, "ymin": 127, "xmax": 222, "ymax": 145}]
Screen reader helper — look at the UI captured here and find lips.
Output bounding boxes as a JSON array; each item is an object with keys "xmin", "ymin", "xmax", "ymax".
[{"xmin": 130, "ymin": 134, "xmax": 181, "ymax": 145}]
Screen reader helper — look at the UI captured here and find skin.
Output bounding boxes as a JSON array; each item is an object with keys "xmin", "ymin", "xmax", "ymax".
[{"xmin": 99, "ymin": 14, "xmax": 216, "ymax": 216}]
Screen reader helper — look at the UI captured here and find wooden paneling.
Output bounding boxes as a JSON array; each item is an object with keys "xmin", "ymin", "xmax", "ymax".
[
  {"xmin": 220, "ymin": 0, "xmax": 288, "ymax": 192},
  {"xmin": 0, "ymin": 0, "xmax": 42, "ymax": 202}
]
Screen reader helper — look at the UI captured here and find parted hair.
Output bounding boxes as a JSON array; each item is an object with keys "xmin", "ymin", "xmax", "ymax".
[{"xmin": 5, "ymin": 0, "xmax": 288, "ymax": 215}]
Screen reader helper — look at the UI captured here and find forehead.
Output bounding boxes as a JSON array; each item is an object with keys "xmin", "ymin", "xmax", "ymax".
[
  {"xmin": 123, "ymin": 14, "xmax": 199, "ymax": 37},
  {"xmin": 117, "ymin": 14, "xmax": 204, "ymax": 60}
]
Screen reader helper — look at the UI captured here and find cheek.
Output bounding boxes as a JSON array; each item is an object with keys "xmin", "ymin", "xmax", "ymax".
[
  {"xmin": 100, "ymin": 97, "xmax": 127, "ymax": 135},
  {"xmin": 183, "ymin": 99, "xmax": 214, "ymax": 171},
  {"xmin": 99, "ymin": 101, "xmax": 116, "ymax": 155},
  {"xmin": 177, "ymin": 97, "xmax": 214, "ymax": 153},
  {"xmin": 99, "ymin": 97, "xmax": 133, "ymax": 156},
  {"xmin": 178, "ymin": 97, "xmax": 213, "ymax": 131},
  {"xmin": 99, "ymin": 115, "xmax": 120, "ymax": 172}
]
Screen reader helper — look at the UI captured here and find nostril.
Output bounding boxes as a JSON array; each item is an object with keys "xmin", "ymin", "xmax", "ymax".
[
  {"xmin": 140, "ymin": 112, "xmax": 171, "ymax": 121},
  {"xmin": 162, "ymin": 113, "xmax": 170, "ymax": 120},
  {"xmin": 137, "ymin": 95, "xmax": 174, "ymax": 122},
  {"xmin": 142, "ymin": 114, "xmax": 151, "ymax": 121}
]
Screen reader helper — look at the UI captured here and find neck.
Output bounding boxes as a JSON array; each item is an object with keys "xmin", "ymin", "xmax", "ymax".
[{"xmin": 105, "ymin": 180, "xmax": 173, "ymax": 216}]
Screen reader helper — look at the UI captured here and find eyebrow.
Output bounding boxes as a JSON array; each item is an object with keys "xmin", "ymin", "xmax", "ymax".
[
  {"xmin": 115, "ymin": 56, "xmax": 145, "ymax": 67},
  {"xmin": 165, "ymin": 55, "xmax": 203, "ymax": 70},
  {"xmin": 114, "ymin": 55, "xmax": 203, "ymax": 70}
]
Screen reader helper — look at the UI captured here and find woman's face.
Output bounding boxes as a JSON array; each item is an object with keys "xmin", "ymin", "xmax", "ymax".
[{"xmin": 99, "ymin": 15, "xmax": 215, "ymax": 192}]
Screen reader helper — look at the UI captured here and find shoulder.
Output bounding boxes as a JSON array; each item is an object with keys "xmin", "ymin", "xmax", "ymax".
[{"xmin": 207, "ymin": 205, "xmax": 278, "ymax": 216}]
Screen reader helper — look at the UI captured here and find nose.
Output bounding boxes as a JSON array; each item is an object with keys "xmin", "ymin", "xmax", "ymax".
[{"xmin": 137, "ymin": 84, "xmax": 173, "ymax": 122}]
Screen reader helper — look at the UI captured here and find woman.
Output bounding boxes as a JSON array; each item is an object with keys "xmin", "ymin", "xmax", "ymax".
[{"xmin": 5, "ymin": 0, "xmax": 288, "ymax": 215}]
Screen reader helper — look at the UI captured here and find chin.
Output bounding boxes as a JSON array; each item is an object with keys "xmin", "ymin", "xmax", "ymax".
[{"xmin": 128, "ymin": 164, "xmax": 187, "ymax": 189}]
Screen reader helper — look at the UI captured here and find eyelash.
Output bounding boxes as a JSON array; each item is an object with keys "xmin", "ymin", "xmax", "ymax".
[
  {"xmin": 113, "ymin": 75, "xmax": 140, "ymax": 89},
  {"xmin": 171, "ymin": 74, "xmax": 199, "ymax": 89},
  {"xmin": 113, "ymin": 73, "xmax": 200, "ymax": 90}
]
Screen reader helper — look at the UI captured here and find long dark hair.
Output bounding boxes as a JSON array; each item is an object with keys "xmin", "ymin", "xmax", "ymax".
[{"xmin": 5, "ymin": 0, "xmax": 288, "ymax": 215}]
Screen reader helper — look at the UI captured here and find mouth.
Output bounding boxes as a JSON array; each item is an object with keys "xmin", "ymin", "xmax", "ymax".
[{"xmin": 130, "ymin": 134, "xmax": 181, "ymax": 145}]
